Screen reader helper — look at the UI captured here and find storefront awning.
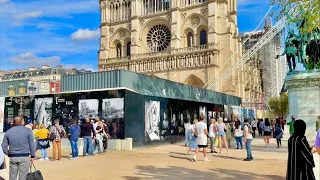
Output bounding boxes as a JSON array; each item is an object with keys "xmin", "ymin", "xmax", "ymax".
[{"xmin": 61, "ymin": 70, "xmax": 241, "ymax": 106}]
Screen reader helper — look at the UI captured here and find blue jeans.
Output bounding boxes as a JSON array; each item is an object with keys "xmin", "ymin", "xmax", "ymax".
[
  {"xmin": 83, "ymin": 136, "xmax": 93, "ymax": 155},
  {"xmin": 41, "ymin": 148, "xmax": 48, "ymax": 159},
  {"xmin": 245, "ymin": 139, "xmax": 253, "ymax": 160},
  {"xmin": 70, "ymin": 140, "xmax": 79, "ymax": 158},
  {"xmin": 235, "ymin": 137, "xmax": 243, "ymax": 149}
]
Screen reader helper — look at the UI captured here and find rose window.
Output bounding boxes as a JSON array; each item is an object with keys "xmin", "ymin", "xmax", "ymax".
[{"xmin": 146, "ymin": 24, "xmax": 171, "ymax": 52}]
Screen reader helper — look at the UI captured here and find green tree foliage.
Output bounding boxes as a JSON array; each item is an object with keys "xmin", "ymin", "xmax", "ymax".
[
  {"xmin": 268, "ymin": 94, "xmax": 289, "ymax": 118},
  {"xmin": 270, "ymin": 0, "xmax": 320, "ymax": 33}
]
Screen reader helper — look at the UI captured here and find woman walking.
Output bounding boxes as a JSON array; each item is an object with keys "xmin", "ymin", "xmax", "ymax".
[
  {"xmin": 96, "ymin": 121, "xmax": 107, "ymax": 154},
  {"xmin": 286, "ymin": 119, "xmax": 315, "ymax": 180},
  {"xmin": 263, "ymin": 118, "xmax": 272, "ymax": 148},
  {"xmin": 216, "ymin": 117, "xmax": 229, "ymax": 154},
  {"xmin": 187, "ymin": 119, "xmax": 198, "ymax": 155},
  {"xmin": 34, "ymin": 124, "xmax": 50, "ymax": 161},
  {"xmin": 233, "ymin": 121, "xmax": 243, "ymax": 149},
  {"xmin": 275, "ymin": 118, "xmax": 283, "ymax": 148},
  {"xmin": 225, "ymin": 119, "xmax": 232, "ymax": 147},
  {"xmin": 208, "ymin": 119, "xmax": 217, "ymax": 153},
  {"xmin": 192, "ymin": 116, "xmax": 210, "ymax": 162}
]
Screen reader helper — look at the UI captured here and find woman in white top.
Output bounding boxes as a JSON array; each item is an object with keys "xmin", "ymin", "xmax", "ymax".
[
  {"xmin": 216, "ymin": 117, "xmax": 229, "ymax": 154},
  {"xmin": 233, "ymin": 121, "xmax": 243, "ymax": 149},
  {"xmin": 208, "ymin": 119, "xmax": 218, "ymax": 153},
  {"xmin": 192, "ymin": 116, "xmax": 210, "ymax": 162},
  {"xmin": 187, "ymin": 119, "xmax": 198, "ymax": 155}
]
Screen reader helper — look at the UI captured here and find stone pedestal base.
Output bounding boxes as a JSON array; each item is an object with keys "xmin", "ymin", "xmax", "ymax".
[{"xmin": 285, "ymin": 70, "xmax": 320, "ymax": 180}]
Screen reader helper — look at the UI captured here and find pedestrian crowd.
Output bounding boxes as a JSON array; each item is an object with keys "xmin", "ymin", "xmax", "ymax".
[
  {"xmin": 185, "ymin": 116, "xmax": 255, "ymax": 162},
  {"xmin": 0, "ymin": 115, "xmax": 110, "ymax": 180},
  {"xmin": 184, "ymin": 116, "xmax": 291, "ymax": 163}
]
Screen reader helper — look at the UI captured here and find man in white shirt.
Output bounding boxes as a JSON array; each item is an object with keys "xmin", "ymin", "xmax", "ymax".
[
  {"xmin": 192, "ymin": 116, "xmax": 210, "ymax": 162},
  {"xmin": 244, "ymin": 119, "xmax": 253, "ymax": 161},
  {"xmin": 251, "ymin": 119, "xmax": 258, "ymax": 138}
]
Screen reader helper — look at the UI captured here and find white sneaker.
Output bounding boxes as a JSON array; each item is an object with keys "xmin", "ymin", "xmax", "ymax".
[
  {"xmin": 45, "ymin": 157, "xmax": 49, "ymax": 160},
  {"xmin": 204, "ymin": 157, "xmax": 211, "ymax": 162},
  {"xmin": 69, "ymin": 157, "xmax": 74, "ymax": 160},
  {"xmin": 192, "ymin": 155, "xmax": 197, "ymax": 162},
  {"xmin": 39, "ymin": 158, "xmax": 44, "ymax": 161}
]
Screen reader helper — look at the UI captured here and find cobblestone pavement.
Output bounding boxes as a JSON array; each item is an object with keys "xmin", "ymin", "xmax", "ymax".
[{"xmin": 25, "ymin": 135, "xmax": 287, "ymax": 180}]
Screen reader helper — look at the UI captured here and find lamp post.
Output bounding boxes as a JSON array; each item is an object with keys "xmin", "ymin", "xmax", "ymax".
[{"xmin": 8, "ymin": 82, "xmax": 37, "ymax": 116}]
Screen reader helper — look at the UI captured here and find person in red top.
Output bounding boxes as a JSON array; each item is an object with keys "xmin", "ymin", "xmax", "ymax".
[{"xmin": 280, "ymin": 118, "xmax": 285, "ymax": 130}]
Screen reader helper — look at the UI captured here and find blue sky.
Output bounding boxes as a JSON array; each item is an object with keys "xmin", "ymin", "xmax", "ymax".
[{"xmin": 0, "ymin": 0, "xmax": 271, "ymax": 71}]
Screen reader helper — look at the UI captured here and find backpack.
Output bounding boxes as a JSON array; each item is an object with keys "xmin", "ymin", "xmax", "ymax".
[
  {"xmin": 275, "ymin": 125, "xmax": 282, "ymax": 135},
  {"xmin": 246, "ymin": 124, "xmax": 254, "ymax": 134}
]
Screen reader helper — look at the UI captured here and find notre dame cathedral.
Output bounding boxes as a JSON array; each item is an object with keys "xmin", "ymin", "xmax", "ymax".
[{"xmin": 97, "ymin": 0, "xmax": 263, "ymax": 102}]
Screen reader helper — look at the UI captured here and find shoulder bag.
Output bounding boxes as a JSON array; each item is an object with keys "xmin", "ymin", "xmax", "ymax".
[{"xmin": 26, "ymin": 163, "xmax": 43, "ymax": 180}]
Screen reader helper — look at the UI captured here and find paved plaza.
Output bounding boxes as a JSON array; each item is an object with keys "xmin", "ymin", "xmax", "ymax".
[{"xmin": 32, "ymin": 136, "xmax": 287, "ymax": 180}]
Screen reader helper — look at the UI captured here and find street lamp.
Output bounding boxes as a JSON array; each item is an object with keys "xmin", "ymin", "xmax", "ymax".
[{"xmin": 8, "ymin": 82, "xmax": 37, "ymax": 116}]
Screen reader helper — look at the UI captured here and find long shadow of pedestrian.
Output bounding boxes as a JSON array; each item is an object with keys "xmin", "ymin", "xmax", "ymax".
[{"xmin": 123, "ymin": 166, "xmax": 285, "ymax": 180}]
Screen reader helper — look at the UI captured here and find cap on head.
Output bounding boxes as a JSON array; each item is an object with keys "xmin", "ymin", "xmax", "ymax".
[{"xmin": 27, "ymin": 118, "xmax": 33, "ymax": 124}]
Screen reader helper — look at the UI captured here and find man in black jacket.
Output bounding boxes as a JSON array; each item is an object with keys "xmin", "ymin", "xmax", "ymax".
[{"xmin": 81, "ymin": 117, "xmax": 96, "ymax": 156}]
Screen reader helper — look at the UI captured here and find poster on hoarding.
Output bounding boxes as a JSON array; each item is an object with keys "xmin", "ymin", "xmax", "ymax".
[
  {"xmin": 0, "ymin": 97, "xmax": 5, "ymax": 132},
  {"xmin": 78, "ymin": 99, "xmax": 99, "ymax": 120},
  {"xmin": 34, "ymin": 97, "xmax": 53, "ymax": 128},
  {"xmin": 145, "ymin": 101, "xmax": 160, "ymax": 141}
]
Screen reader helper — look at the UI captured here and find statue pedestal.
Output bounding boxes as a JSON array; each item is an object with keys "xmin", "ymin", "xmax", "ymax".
[{"xmin": 285, "ymin": 70, "xmax": 320, "ymax": 179}]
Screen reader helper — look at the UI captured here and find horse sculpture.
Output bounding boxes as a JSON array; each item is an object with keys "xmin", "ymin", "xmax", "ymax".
[{"xmin": 306, "ymin": 28, "xmax": 320, "ymax": 69}]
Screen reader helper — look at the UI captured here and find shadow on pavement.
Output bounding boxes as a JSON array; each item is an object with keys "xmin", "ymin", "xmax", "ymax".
[{"xmin": 123, "ymin": 166, "xmax": 285, "ymax": 180}]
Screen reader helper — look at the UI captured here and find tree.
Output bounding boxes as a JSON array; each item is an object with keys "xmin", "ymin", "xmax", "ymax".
[
  {"xmin": 268, "ymin": 93, "xmax": 289, "ymax": 118},
  {"xmin": 270, "ymin": 0, "xmax": 320, "ymax": 33}
]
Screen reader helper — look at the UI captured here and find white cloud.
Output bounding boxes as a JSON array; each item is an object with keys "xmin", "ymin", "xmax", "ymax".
[
  {"xmin": 15, "ymin": 10, "xmax": 42, "ymax": 20},
  {"xmin": 0, "ymin": 0, "xmax": 9, "ymax": 5},
  {"xmin": 71, "ymin": 28, "xmax": 100, "ymax": 41},
  {"xmin": 6, "ymin": 52, "xmax": 97, "ymax": 71},
  {"xmin": 0, "ymin": 0, "xmax": 98, "ymax": 20},
  {"xmin": 8, "ymin": 52, "xmax": 61, "ymax": 67}
]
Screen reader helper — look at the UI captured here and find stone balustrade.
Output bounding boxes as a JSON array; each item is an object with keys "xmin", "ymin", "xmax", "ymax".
[{"xmin": 99, "ymin": 50, "xmax": 218, "ymax": 73}]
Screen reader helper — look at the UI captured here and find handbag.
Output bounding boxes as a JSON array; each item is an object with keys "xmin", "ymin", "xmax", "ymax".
[{"xmin": 26, "ymin": 163, "xmax": 43, "ymax": 180}]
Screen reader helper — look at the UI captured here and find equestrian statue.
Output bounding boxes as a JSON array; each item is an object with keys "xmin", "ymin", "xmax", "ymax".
[{"xmin": 282, "ymin": 7, "xmax": 320, "ymax": 72}]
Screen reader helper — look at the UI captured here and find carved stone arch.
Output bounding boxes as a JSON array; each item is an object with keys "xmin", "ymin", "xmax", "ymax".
[
  {"xmin": 180, "ymin": 13, "xmax": 207, "ymax": 35},
  {"xmin": 183, "ymin": 28, "xmax": 195, "ymax": 48},
  {"xmin": 197, "ymin": 25, "xmax": 208, "ymax": 46},
  {"xmin": 110, "ymin": 27, "xmax": 131, "ymax": 46},
  {"xmin": 183, "ymin": 74, "xmax": 205, "ymax": 88},
  {"xmin": 113, "ymin": 39, "xmax": 122, "ymax": 58}
]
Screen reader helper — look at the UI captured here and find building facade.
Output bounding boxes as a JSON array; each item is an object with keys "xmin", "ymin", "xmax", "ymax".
[
  {"xmin": 241, "ymin": 19, "xmax": 287, "ymax": 105},
  {"xmin": 97, "ymin": 0, "xmax": 262, "ymax": 101},
  {"xmin": 0, "ymin": 65, "xmax": 78, "ymax": 94}
]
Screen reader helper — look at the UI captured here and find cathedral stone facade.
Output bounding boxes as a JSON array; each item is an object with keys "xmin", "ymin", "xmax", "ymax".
[{"xmin": 98, "ymin": 0, "xmax": 262, "ymax": 101}]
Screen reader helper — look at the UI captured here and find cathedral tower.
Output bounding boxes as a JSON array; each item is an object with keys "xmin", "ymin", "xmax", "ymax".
[{"xmin": 98, "ymin": 0, "xmax": 258, "ymax": 99}]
